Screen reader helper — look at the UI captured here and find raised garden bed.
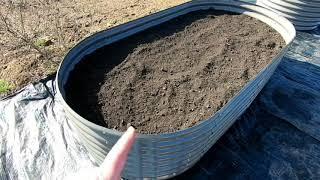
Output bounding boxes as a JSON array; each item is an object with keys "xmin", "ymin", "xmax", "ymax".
[
  {"xmin": 66, "ymin": 10, "xmax": 284, "ymax": 134},
  {"xmin": 56, "ymin": 1, "xmax": 295, "ymax": 179}
]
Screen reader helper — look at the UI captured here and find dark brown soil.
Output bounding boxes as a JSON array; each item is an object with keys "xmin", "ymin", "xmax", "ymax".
[{"xmin": 66, "ymin": 10, "xmax": 284, "ymax": 134}]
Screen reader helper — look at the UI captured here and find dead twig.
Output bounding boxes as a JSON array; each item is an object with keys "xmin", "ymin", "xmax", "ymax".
[{"xmin": 0, "ymin": 9, "xmax": 48, "ymax": 57}]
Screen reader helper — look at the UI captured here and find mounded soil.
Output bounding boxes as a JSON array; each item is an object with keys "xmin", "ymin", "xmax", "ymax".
[{"xmin": 66, "ymin": 10, "xmax": 285, "ymax": 134}]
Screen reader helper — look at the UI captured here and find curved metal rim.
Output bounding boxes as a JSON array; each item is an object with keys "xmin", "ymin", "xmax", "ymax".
[
  {"xmin": 56, "ymin": 0, "xmax": 296, "ymax": 138},
  {"xmin": 260, "ymin": 0, "xmax": 320, "ymax": 17},
  {"xmin": 264, "ymin": 0, "xmax": 320, "ymax": 21},
  {"xmin": 282, "ymin": 0, "xmax": 320, "ymax": 7},
  {"xmin": 268, "ymin": 0, "xmax": 320, "ymax": 12}
]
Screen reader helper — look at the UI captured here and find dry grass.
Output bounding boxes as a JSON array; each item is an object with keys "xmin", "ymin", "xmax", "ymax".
[{"xmin": 0, "ymin": 0, "xmax": 189, "ymax": 96}]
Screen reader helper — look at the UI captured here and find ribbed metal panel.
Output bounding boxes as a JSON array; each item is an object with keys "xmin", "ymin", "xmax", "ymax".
[
  {"xmin": 56, "ymin": 1, "xmax": 296, "ymax": 179},
  {"xmin": 282, "ymin": 0, "xmax": 320, "ymax": 7},
  {"xmin": 257, "ymin": 0, "xmax": 320, "ymax": 30}
]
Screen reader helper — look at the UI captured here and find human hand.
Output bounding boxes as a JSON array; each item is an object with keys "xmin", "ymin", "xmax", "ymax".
[
  {"xmin": 100, "ymin": 126, "xmax": 136, "ymax": 179},
  {"xmin": 66, "ymin": 126, "xmax": 136, "ymax": 180}
]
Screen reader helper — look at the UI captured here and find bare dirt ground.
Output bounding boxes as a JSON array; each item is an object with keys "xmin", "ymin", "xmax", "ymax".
[{"xmin": 0, "ymin": 0, "xmax": 188, "ymax": 95}]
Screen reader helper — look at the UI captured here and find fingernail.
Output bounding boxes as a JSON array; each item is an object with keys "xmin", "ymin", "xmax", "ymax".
[{"xmin": 127, "ymin": 126, "xmax": 135, "ymax": 132}]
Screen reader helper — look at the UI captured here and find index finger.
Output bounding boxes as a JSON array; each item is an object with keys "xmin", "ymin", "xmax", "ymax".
[{"xmin": 100, "ymin": 126, "xmax": 136, "ymax": 180}]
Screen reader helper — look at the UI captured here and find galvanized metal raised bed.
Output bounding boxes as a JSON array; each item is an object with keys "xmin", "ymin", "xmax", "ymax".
[
  {"xmin": 257, "ymin": 0, "xmax": 320, "ymax": 30},
  {"xmin": 56, "ymin": 1, "xmax": 296, "ymax": 179}
]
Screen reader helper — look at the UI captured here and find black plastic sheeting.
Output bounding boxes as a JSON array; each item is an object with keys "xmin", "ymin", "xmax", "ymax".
[{"xmin": 1, "ymin": 29, "xmax": 320, "ymax": 180}]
